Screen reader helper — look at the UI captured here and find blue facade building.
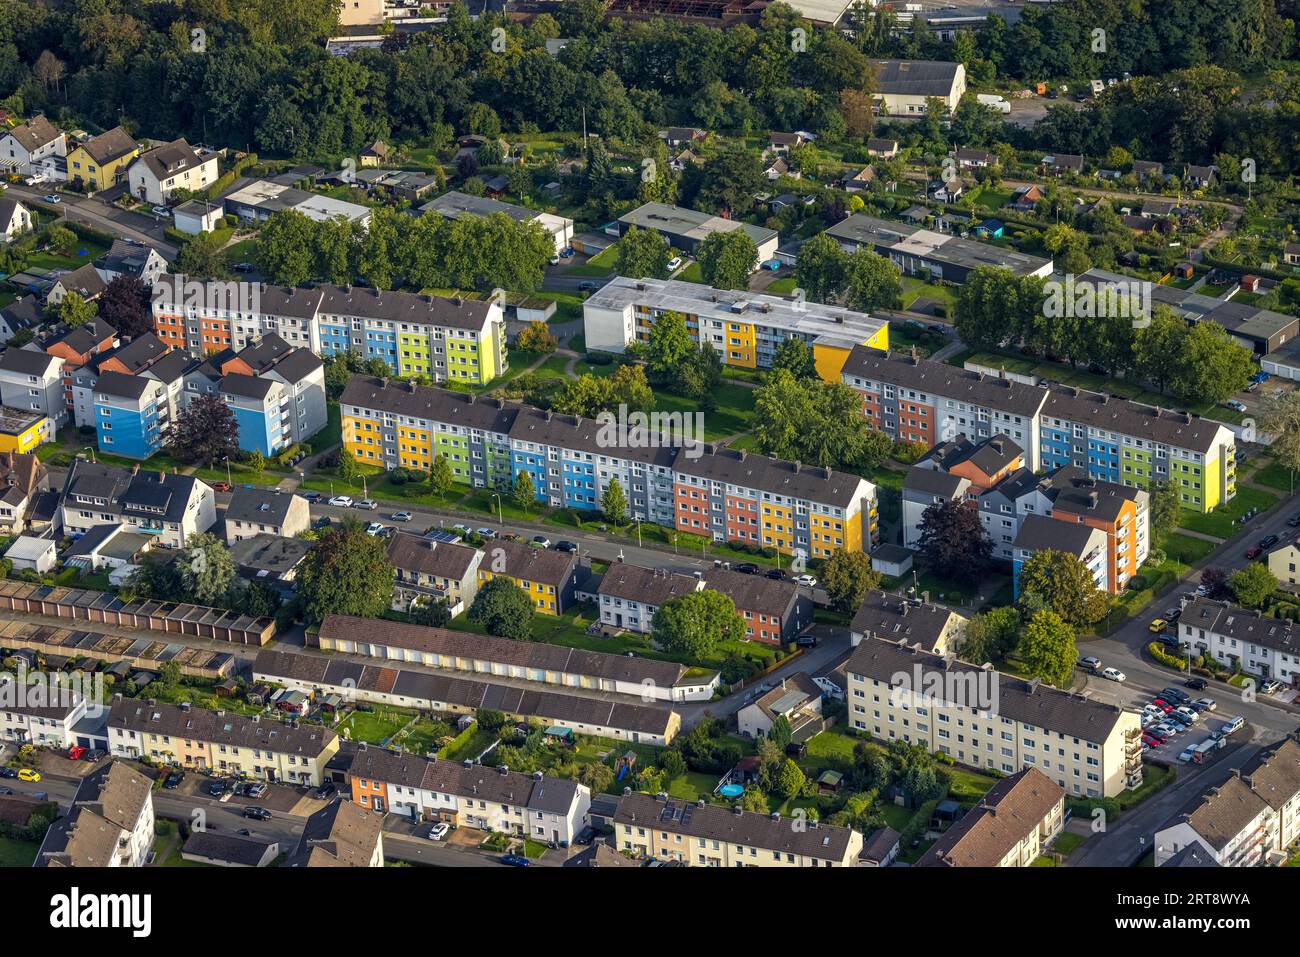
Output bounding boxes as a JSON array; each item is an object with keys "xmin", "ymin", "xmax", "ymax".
[{"xmin": 93, "ymin": 371, "xmax": 168, "ymax": 459}]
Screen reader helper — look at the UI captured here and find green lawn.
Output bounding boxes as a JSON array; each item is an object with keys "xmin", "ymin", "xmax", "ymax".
[
  {"xmin": 653, "ymin": 381, "xmax": 756, "ymax": 440},
  {"xmin": 1249, "ymin": 459, "xmax": 1296, "ymax": 493},
  {"xmin": 0, "ymin": 836, "xmax": 38, "ymax": 867},
  {"xmin": 1178, "ymin": 485, "xmax": 1281, "ymax": 539},
  {"xmin": 438, "ymin": 726, "xmax": 500, "ymax": 762},
  {"xmin": 1158, "ymin": 531, "xmax": 1217, "ymax": 566},
  {"xmin": 310, "ymin": 402, "xmax": 342, "ymax": 455},
  {"xmin": 338, "ymin": 707, "xmax": 417, "ymax": 746}
]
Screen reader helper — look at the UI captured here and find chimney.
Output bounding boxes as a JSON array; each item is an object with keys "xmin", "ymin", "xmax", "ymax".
[
  {"xmin": 1088, "ymin": 491, "xmax": 1098, "ymax": 510},
  {"xmin": 131, "ymin": 464, "xmax": 140, "ymax": 475}
]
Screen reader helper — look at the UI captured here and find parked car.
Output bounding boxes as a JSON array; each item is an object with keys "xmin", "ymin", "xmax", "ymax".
[
  {"xmin": 151, "ymin": 205, "xmax": 171, "ymax": 217},
  {"xmin": 355, "ymin": 499, "xmax": 378, "ymax": 511},
  {"xmin": 785, "ymin": 741, "xmax": 807, "ymax": 757},
  {"xmin": 84, "ymin": 749, "xmax": 105, "ymax": 762},
  {"xmin": 761, "ymin": 258, "xmax": 782, "ymax": 271},
  {"xmin": 428, "ymin": 822, "xmax": 450, "ymax": 841},
  {"xmin": 1184, "ymin": 677, "xmax": 1208, "ymax": 690},
  {"xmin": 17, "ymin": 769, "xmax": 40, "ymax": 783},
  {"xmin": 391, "ymin": 511, "xmax": 413, "ymax": 522},
  {"xmin": 311, "ymin": 783, "xmax": 336, "ymax": 800},
  {"xmin": 666, "ymin": 256, "xmax": 683, "ymax": 271},
  {"xmin": 42, "ymin": 194, "xmax": 60, "ymax": 204},
  {"xmin": 532, "ymin": 535, "xmax": 552, "ymax": 549},
  {"xmin": 1223, "ymin": 400, "xmax": 1248, "ymax": 413},
  {"xmin": 476, "ymin": 527, "xmax": 496, "ymax": 538},
  {"xmin": 1163, "ymin": 607, "xmax": 1182, "ymax": 623},
  {"xmin": 1147, "ymin": 618, "xmax": 1168, "ymax": 633},
  {"xmin": 206, "ymin": 780, "xmax": 229, "ymax": 797},
  {"xmin": 328, "ymin": 496, "xmax": 353, "ymax": 507},
  {"xmin": 0, "ymin": 767, "xmax": 16, "ymax": 779},
  {"xmin": 1260, "ymin": 534, "xmax": 1279, "ymax": 549},
  {"xmin": 163, "ymin": 771, "xmax": 184, "ymax": 790},
  {"xmin": 1153, "ymin": 722, "xmax": 1180, "ymax": 737},
  {"xmin": 246, "ymin": 783, "xmax": 267, "ymax": 799},
  {"xmin": 765, "ymin": 568, "xmax": 786, "ymax": 580},
  {"xmin": 1261, "ymin": 678, "xmax": 1282, "ymax": 695},
  {"xmin": 1174, "ymin": 706, "xmax": 1199, "ymax": 723},
  {"xmin": 1077, "ymin": 655, "xmax": 1103, "ymax": 674},
  {"xmin": 304, "ymin": 491, "xmax": 322, "ymax": 504},
  {"xmin": 795, "ymin": 574, "xmax": 817, "ymax": 587},
  {"xmin": 1143, "ymin": 731, "xmax": 1166, "ymax": 745},
  {"xmin": 735, "ymin": 563, "xmax": 758, "ymax": 575},
  {"xmin": 1193, "ymin": 697, "xmax": 1217, "ymax": 712},
  {"xmin": 578, "ymin": 280, "xmax": 599, "ymax": 292},
  {"xmin": 243, "ymin": 806, "xmax": 271, "ymax": 821},
  {"xmin": 1159, "ymin": 688, "xmax": 1191, "ymax": 705},
  {"xmin": 1214, "ymin": 715, "xmax": 1245, "ymax": 738},
  {"xmin": 1246, "ymin": 545, "xmax": 1263, "ymax": 560},
  {"xmin": 499, "ymin": 853, "xmax": 531, "ymax": 867},
  {"xmin": 1289, "ymin": 512, "xmax": 1300, "ymax": 528},
  {"xmin": 575, "ymin": 825, "xmax": 596, "ymax": 845},
  {"xmin": 67, "ymin": 745, "xmax": 86, "ymax": 761},
  {"xmin": 554, "ymin": 540, "xmax": 579, "ymax": 553},
  {"xmin": 1101, "ymin": 667, "xmax": 1126, "ymax": 682},
  {"xmin": 1178, "ymin": 743, "xmax": 1199, "ymax": 762},
  {"xmin": 233, "ymin": 261, "xmax": 256, "ymax": 273},
  {"xmin": 212, "ymin": 481, "xmax": 232, "ymax": 493},
  {"xmin": 365, "ymin": 522, "xmax": 387, "ymax": 536},
  {"xmin": 1149, "ymin": 700, "xmax": 1173, "ymax": 713}
]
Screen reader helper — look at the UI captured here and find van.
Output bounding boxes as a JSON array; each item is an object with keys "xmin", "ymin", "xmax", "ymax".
[{"xmin": 1215, "ymin": 716, "xmax": 1244, "ymax": 738}]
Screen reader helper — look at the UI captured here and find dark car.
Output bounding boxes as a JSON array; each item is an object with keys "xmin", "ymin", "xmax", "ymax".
[
  {"xmin": 765, "ymin": 568, "xmax": 786, "ymax": 581},
  {"xmin": 554, "ymin": 540, "xmax": 579, "ymax": 553},
  {"xmin": 243, "ymin": 806, "xmax": 271, "ymax": 821},
  {"xmin": 0, "ymin": 767, "xmax": 17, "ymax": 779},
  {"xmin": 84, "ymin": 749, "xmax": 104, "ymax": 761},
  {"xmin": 1160, "ymin": 688, "xmax": 1191, "ymax": 705},
  {"xmin": 163, "ymin": 771, "xmax": 184, "ymax": 790},
  {"xmin": 578, "ymin": 280, "xmax": 599, "ymax": 292},
  {"xmin": 1289, "ymin": 513, "xmax": 1300, "ymax": 528},
  {"xmin": 1184, "ymin": 677, "xmax": 1208, "ymax": 690},
  {"xmin": 735, "ymin": 563, "xmax": 759, "ymax": 575},
  {"xmin": 206, "ymin": 780, "xmax": 229, "ymax": 797},
  {"xmin": 575, "ymin": 825, "xmax": 596, "ymax": 846},
  {"xmin": 785, "ymin": 741, "xmax": 807, "ymax": 757},
  {"xmin": 500, "ymin": 853, "xmax": 531, "ymax": 867},
  {"xmin": 304, "ymin": 492, "xmax": 322, "ymax": 504},
  {"xmin": 312, "ymin": 783, "xmax": 337, "ymax": 800},
  {"xmin": 1260, "ymin": 534, "xmax": 1280, "ymax": 549}
]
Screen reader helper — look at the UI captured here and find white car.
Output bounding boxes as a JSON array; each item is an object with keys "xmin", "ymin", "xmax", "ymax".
[
  {"xmin": 428, "ymin": 822, "xmax": 450, "ymax": 841},
  {"xmin": 452, "ymin": 523, "xmax": 473, "ymax": 535},
  {"xmin": 1177, "ymin": 744, "xmax": 1199, "ymax": 762},
  {"xmin": 1174, "ymin": 706, "xmax": 1199, "ymax": 723},
  {"xmin": 1154, "ymin": 722, "xmax": 1180, "ymax": 737},
  {"xmin": 794, "ymin": 575, "xmax": 817, "ymax": 588},
  {"xmin": 666, "ymin": 256, "xmax": 683, "ymax": 271},
  {"xmin": 328, "ymin": 496, "xmax": 353, "ymax": 508},
  {"xmin": 476, "ymin": 527, "xmax": 496, "ymax": 538},
  {"xmin": 152, "ymin": 205, "xmax": 171, "ymax": 217},
  {"xmin": 365, "ymin": 522, "xmax": 387, "ymax": 536},
  {"xmin": 1100, "ymin": 667, "xmax": 1126, "ymax": 682},
  {"xmin": 391, "ymin": 511, "xmax": 413, "ymax": 522}
]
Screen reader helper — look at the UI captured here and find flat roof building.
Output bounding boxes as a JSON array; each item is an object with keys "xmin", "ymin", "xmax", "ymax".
[{"xmin": 617, "ymin": 202, "xmax": 779, "ymax": 264}]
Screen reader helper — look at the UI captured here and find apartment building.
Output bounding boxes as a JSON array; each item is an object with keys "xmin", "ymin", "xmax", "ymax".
[
  {"xmin": 107, "ymin": 698, "xmax": 339, "ymax": 786},
  {"xmin": 59, "ymin": 461, "xmax": 216, "ymax": 548},
  {"xmin": 347, "ymin": 745, "xmax": 592, "ymax": 844},
  {"xmin": 614, "ymin": 792, "xmax": 863, "ymax": 867},
  {"xmin": 476, "ymin": 537, "xmax": 579, "ymax": 616},
  {"xmin": 386, "ymin": 531, "xmax": 482, "ymax": 614},
  {"xmin": 1155, "ymin": 738, "xmax": 1300, "ymax": 866},
  {"xmin": 1178, "ymin": 598, "xmax": 1300, "ymax": 685},
  {"xmin": 126, "ymin": 138, "xmax": 219, "ymax": 206},
  {"xmin": 43, "ymin": 320, "xmax": 119, "ymax": 425},
  {"xmin": 311, "ymin": 614, "xmax": 718, "ymax": 703},
  {"xmin": 582, "ymin": 276, "xmax": 889, "ymax": 379},
  {"xmin": 339, "ymin": 377, "xmax": 877, "ymax": 558},
  {"xmin": 845, "ymin": 638, "xmax": 1144, "ymax": 798},
  {"xmin": 705, "ymin": 567, "xmax": 813, "ymax": 645},
  {"xmin": 849, "ymin": 590, "xmax": 967, "ymax": 654},
  {"xmin": 91, "ymin": 372, "xmax": 171, "ymax": 459},
  {"xmin": 1012, "ymin": 513, "xmax": 1110, "ymax": 596},
  {"xmin": 841, "ymin": 345, "xmax": 1235, "ymax": 513},
  {"xmin": 213, "ymin": 334, "xmax": 328, "ymax": 449},
  {"xmin": 253, "ymin": 647, "xmax": 682, "ymax": 744},
  {"xmin": 151, "ymin": 276, "xmax": 507, "ymax": 384},
  {"xmin": 0, "ymin": 348, "xmax": 64, "ymax": 425},
  {"xmin": 420, "ymin": 189, "xmax": 574, "ymax": 255},
  {"xmin": 617, "ymin": 202, "xmax": 779, "ymax": 264},
  {"xmin": 34, "ymin": 761, "xmax": 155, "ymax": 868},
  {"xmin": 917, "ymin": 767, "xmax": 1065, "ymax": 867}
]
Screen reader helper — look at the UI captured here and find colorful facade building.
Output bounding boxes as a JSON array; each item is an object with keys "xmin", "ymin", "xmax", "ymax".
[
  {"xmin": 841, "ymin": 345, "xmax": 1235, "ymax": 513},
  {"xmin": 475, "ymin": 537, "xmax": 579, "ymax": 616},
  {"xmin": 0, "ymin": 406, "xmax": 52, "ymax": 454},
  {"xmin": 340, "ymin": 377, "xmax": 878, "ymax": 559},
  {"xmin": 583, "ymin": 276, "xmax": 888, "ymax": 379},
  {"xmin": 151, "ymin": 276, "xmax": 507, "ymax": 385},
  {"xmin": 65, "ymin": 126, "xmax": 139, "ymax": 192}
]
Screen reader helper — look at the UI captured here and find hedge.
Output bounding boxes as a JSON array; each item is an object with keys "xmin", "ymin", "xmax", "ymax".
[{"xmin": 1148, "ymin": 641, "xmax": 1187, "ymax": 670}]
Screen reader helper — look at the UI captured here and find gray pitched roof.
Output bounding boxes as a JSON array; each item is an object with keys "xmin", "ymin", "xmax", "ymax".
[
  {"xmin": 226, "ymin": 487, "xmax": 300, "ymax": 527},
  {"xmin": 869, "ymin": 59, "xmax": 963, "ymax": 96},
  {"xmin": 841, "ymin": 347, "xmax": 1049, "ymax": 418},
  {"xmin": 849, "ymin": 590, "xmax": 962, "ymax": 652}
]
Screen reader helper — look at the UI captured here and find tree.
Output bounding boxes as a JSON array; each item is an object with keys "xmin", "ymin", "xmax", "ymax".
[
  {"xmin": 1168, "ymin": 320, "xmax": 1253, "ymax": 405},
  {"xmin": 821, "ymin": 549, "xmax": 881, "ymax": 614},
  {"xmin": 1258, "ymin": 391, "xmax": 1300, "ymax": 489},
  {"xmin": 698, "ymin": 144, "xmax": 764, "ymax": 216},
  {"xmin": 467, "ymin": 576, "xmax": 535, "ymax": 641},
  {"xmin": 248, "ymin": 450, "xmax": 265, "ymax": 473},
  {"xmin": 768, "ymin": 714, "xmax": 793, "ymax": 750},
  {"xmin": 1200, "ymin": 566, "xmax": 1229, "ymax": 600},
  {"xmin": 696, "ymin": 229, "xmax": 758, "ymax": 290},
  {"xmin": 1016, "ymin": 549, "xmax": 1109, "ymax": 626},
  {"xmin": 794, "ymin": 233, "xmax": 847, "ymax": 304},
  {"xmin": 753, "ymin": 370, "xmax": 872, "ymax": 470},
  {"xmin": 1017, "ymin": 609, "xmax": 1077, "ymax": 687},
  {"xmin": 642, "ymin": 311, "xmax": 695, "ymax": 384},
  {"xmin": 842, "ymin": 248, "xmax": 902, "ymax": 312},
  {"xmin": 512, "ymin": 469, "xmax": 536, "ymax": 511},
  {"xmin": 771, "ymin": 337, "xmax": 818, "ymax": 380},
  {"xmin": 296, "ymin": 522, "xmax": 396, "ymax": 624},
  {"xmin": 959, "ymin": 606, "xmax": 1021, "ymax": 664},
  {"xmin": 1148, "ymin": 480, "xmax": 1182, "ymax": 538},
  {"xmin": 167, "ymin": 394, "xmax": 239, "ymax": 468},
  {"xmin": 175, "ymin": 232, "xmax": 230, "ymax": 280},
  {"xmin": 672, "ymin": 343, "xmax": 723, "ymax": 400},
  {"xmin": 516, "ymin": 321, "xmax": 557, "ymax": 354},
  {"xmin": 58, "ymin": 291, "xmax": 97, "ymax": 329},
  {"xmin": 774, "ymin": 758, "xmax": 806, "ymax": 798},
  {"xmin": 412, "ymin": 596, "xmax": 452, "ymax": 628},
  {"xmin": 601, "ymin": 477, "xmax": 628, "ymax": 524},
  {"xmin": 915, "ymin": 499, "xmax": 992, "ymax": 586},
  {"xmin": 177, "ymin": 533, "xmax": 235, "ymax": 605},
  {"xmin": 429, "ymin": 454, "xmax": 454, "ymax": 497},
  {"xmin": 615, "ymin": 224, "xmax": 670, "ymax": 279},
  {"xmin": 256, "ymin": 210, "xmax": 317, "ymax": 286},
  {"xmin": 99, "ymin": 275, "xmax": 152, "ymax": 339},
  {"xmin": 338, "ymin": 448, "xmax": 359, "ymax": 482},
  {"xmin": 1229, "ymin": 562, "xmax": 1277, "ymax": 609},
  {"xmin": 579, "ymin": 761, "xmax": 614, "ymax": 793},
  {"xmin": 652, "ymin": 589, "xmax": 745, "ymax": 659}
]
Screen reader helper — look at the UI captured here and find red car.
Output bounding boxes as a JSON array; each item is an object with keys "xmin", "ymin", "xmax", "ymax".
[
  {"xmin": 1151, "ymin": 699, "xmax": 1173, "ymax": 712},
  {"xmin": 67, "ymin": 746, "xmax": 86, "ymax": 761},
  {"xmin": 1144, "ymin": 731, "xmax": 1167, "ymax": 745},
  {"xmin": 1141, "ymin": 734, "xmax": 1161, "ymax": 747},
  {"xmin": 1246, "ymin": 545, "xmax": 1263, "ymax": 560}
]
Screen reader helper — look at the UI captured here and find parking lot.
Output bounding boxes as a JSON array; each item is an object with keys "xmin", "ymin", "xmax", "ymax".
[{"xmin": 164, "ymin": 770, "xmax": 325, "ymax": 816}]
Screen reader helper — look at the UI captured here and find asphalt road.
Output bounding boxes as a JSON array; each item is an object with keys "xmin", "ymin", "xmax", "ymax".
[{"xmin": 9, "ymin": 183, "xmax": 179, "ymax": 258}]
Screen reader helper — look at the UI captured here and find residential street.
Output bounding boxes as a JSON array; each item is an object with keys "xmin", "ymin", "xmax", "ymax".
[{"xmin": 8, "ymin": 183, "xmax": 179, "ymax": 258}]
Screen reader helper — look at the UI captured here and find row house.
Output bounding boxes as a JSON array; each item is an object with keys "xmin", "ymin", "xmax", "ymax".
[
  {"xmin": 475, "ymin": 536, "xmax": 580, "ymax": 616},
  {"xmin": 348, "ymin": 745, "xmax": 591, "ymax": 845},
  {"xmin": 842, "ymin": 345, "xmax": 1236, "ymax": 513},
  {"xmin": 151, "ymin": 276, "xmax": 507, "ymax": 385},
  {"xmin": 1156, "ymin": 738, "xmax": 1300, "ymax": 866},
  {"xmin": 312, "ymin": 613, "xmax": 718, "ymax": 704},
  {"xmin": 583, "ymin": 276, "xmax": 889, "ymax": 381},
  {"xmin": 107, "ymin": 697, "xmax": 339, "ymax": 786},
  {"xmin": 341, "ymin": 377, "xmax": 877, "ymax": 559},
  {"xmin": 59, "ymin": 459, "xmax": 216, "ymax": 549},
  {"xmin": 918, "ymin": 767, "xmax": 1065, "ymax": 867},
  {"xmin": 614, "ymin": 792, "xmax": 863, "ymax": 867},
  {"xmin": 386, "ymin": 530, "xmax": 482, "ymax": 615},
  {"xmin": 288, "ymin": 799, "xmax": 384, "ymax": 867},
  {"xmin": 1179, "ymin": 598, "xmax": 1300, "ymax": 686},
  {"xmin": 0, "ymin": 688, "xmax": 87, "ymax": 749},
  {"xmin": 845, "ymin": 637, "xmax": 1144, "ymax": 798}
]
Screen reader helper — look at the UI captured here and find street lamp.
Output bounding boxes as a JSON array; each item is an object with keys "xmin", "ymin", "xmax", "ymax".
[
  {"xmin": 635, "ymin": 519, "xmax": 642, "ymax": 548},
  {"xmin": 492, "ymin": 493, "xmax": 503, "ymax": 524},
  {"xmin": 221, "ymin": 455, "xmax": 231, "ymax": 486}
]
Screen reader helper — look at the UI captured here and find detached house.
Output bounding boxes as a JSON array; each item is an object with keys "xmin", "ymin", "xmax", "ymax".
[
  {"xmin": 65, "ymin": 127, "xmax": 139, "ymax": 191},
  {"xmin": 0, "ymin": 197, "xmax": 32, "ymax": 243},
  {"xmin": 224, "ymin": 487, "xmax": 311, "ymax": 542},
  {"xmin": 127, "ymin": 138, "xmax": 220, "ymax": 206},
  {"xmin": 34, "ymin": 761, "xmax": 155, "ymax": 868},
  {"xmin": 47, "ymin": 263, "xmax": 108, "ymax": 307},
  {"xmin": 94, "ymin": 239, "xmax": 167, "ymax": 286},
  {"xmin": 1185, "ymin": 164, "xmax": 1219, "ymax": 189},
  {"xmin": 918, "ymin": 767, "xmax": 1065, "ymax": 867},
  {"xmin": 59, "ymin": 460, "xmax": 216, "ymax": 548},
  {"xmin": 737, "ymin": 673, "xmax": 824, "ymax": 739},
  {"xmin": 0, "ymin": 451, "xmax": 49, "ymax": 534},
  {"xmin": 0, "ymin": 115, "xmax": 65, "ymax": 179}
]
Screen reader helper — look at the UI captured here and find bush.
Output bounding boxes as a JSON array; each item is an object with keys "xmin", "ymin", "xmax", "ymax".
[{"xmin": 1148, "ymin": 641, "xmax": 1187, "ymax": 670}]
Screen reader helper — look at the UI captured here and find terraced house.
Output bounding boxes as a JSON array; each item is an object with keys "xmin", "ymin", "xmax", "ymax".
[
  {"xmin": 107, "ymin": 697, "xmax": 339, "ymax": 786},
  {"xmin": 151, "ymin": 277, "xmax": 507, "ymax": 384},
  {"xmin": 340, "ymin": 377, "xmax": 877, "ymax": 558},
  {"xmin": 347, "ymin": 745, "xmax": 591, "ymax": 844},
  {"xmin": 614, "ymin": 792, "xmax": 863, "ymax": 867},
  {"xmin": 583, "ymin": 276, "xmax": 889, "ymax": 379},
  {"xmin": 476, "ymin": 537, "xmax": 580, "ymax": 616},
  {"xmin": 841, "ymin": 345, "xmax": 1235, "ymax": 513},
  {"xmin": 845, "ymin": 638, "xmax": 1144, "ymax": 798}
]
